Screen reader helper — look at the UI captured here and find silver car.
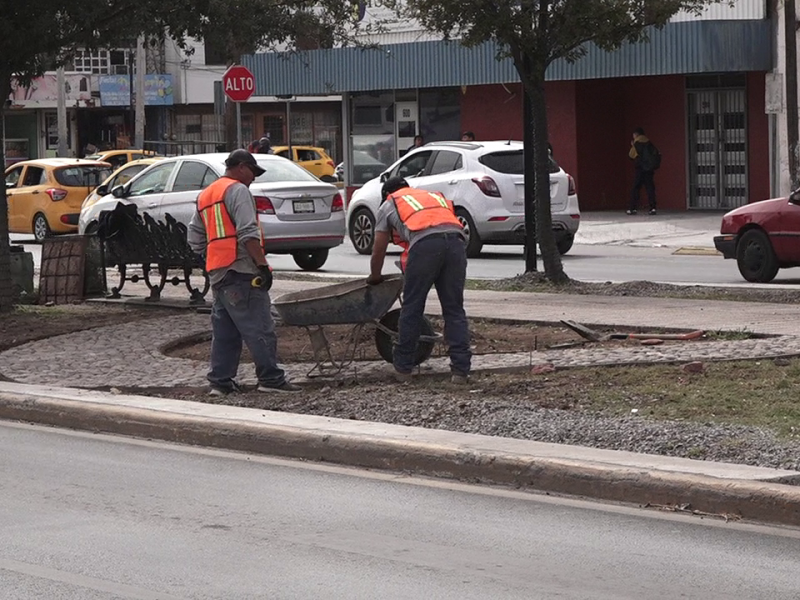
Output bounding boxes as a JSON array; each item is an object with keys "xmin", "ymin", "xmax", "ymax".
[{"xmin": 78, "ymin": 153, "xmax": 345, "ymax": 271}]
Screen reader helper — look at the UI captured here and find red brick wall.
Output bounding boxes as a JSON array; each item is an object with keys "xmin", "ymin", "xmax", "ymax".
[
  {"xmin": 574, "ymin": 79, "xmax": 628, "ymax": 210},
  {"xmin": 747, "ymin": 72, "xmax": 770, "ymax": 202},
  {"xmin": 461, "ymin": 74, "xmax": 769, "ymax": 211},
  {"xmin": 459, "ymin": 81, "xmax": 578, "ymax": 179}
]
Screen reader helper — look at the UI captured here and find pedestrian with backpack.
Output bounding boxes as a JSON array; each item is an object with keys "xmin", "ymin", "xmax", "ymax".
[{"xmin": 627, "ymin": 127, "xmax": 661, "ymax": 215}]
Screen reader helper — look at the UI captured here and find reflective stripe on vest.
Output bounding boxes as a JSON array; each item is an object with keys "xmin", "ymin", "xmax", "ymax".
[
  {"xmin": 196, "ymin": 177, "xmax": 264, "ymax": 272},
  {"xmin": 391, "ymin": 188, "xmax": 461, "ymax": 232}
]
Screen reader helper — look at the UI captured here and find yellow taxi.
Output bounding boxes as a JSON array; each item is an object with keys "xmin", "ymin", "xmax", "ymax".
[
  {"xmin": 5, "ymin": 159, "xmax": 112, "ymax": 241},
  {"xmin": 84, "ymin": 149, "xmax": 157, "ymax": 171},
  {"xmin": 272, "ymin": 145, "xmax": 337, "ymax": 181},
  {"xmin": 81, "ymin": 157, "xmax": 164, "ymax": 212}
]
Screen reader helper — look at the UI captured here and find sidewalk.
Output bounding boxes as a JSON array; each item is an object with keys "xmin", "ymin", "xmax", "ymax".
[{"xmin": 576, "ymin": 211, "xmax": 722, "ymax": 248}]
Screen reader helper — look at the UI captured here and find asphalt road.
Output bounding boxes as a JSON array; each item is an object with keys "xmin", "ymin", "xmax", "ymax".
[
  {"xmin": 8, "ymin": 234, "xmax": 747, "ymax": 286},
  {"xmin": 2, "ymin": 422, "xmax": 799, "ymax": 600}
]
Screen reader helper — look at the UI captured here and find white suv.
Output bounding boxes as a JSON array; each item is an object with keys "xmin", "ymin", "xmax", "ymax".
[{"xmin": 346, "ymin": 141, "xmax": 580, "ymax": 257}]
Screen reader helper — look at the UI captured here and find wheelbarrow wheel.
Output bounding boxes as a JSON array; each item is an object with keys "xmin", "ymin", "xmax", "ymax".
[{"xmin": 375, "ymin": 308, "xmax": 435, "ymax": 365}]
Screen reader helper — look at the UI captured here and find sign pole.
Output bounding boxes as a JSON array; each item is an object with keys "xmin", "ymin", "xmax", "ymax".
[{"xmin": 236, "ymin": 101, "xmax": 242, "ymax": 149}]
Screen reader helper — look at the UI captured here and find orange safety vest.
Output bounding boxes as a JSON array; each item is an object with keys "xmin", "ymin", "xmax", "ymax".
[
  {"xmin": 196, "ymin": 177, "xmax": 264, "ymax": 272},
  {"xmin": 388, "ymin": 187, "xmax": 461, "ymax": 271},
  {"xmin": 390, "ymin": 187, "xmax": 461, "ymax": 232}
]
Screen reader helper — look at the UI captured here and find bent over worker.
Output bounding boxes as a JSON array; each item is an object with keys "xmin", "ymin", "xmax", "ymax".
[
  {"xmin": 367, "ymin": 176, "xmax": 471, "ymax": 384},
  {"xmin": 188, "ymin": 149, "xmax": 298, "ymax": 395}
]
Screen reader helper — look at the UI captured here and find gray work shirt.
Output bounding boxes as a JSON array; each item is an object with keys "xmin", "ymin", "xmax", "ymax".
[
  {"xmin": 188, "ymin": 179, "xmax": 262, "ymax": 287},
  {"xmin": 374, "ymin": 195, "xmax": 463, "ymax": 248}
]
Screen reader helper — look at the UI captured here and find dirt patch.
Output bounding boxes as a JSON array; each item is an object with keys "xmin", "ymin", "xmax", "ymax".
[
  {"xmin": 165, "ymin": 318, "xmax": 714, "ymax": 364},
  {"xmin": 0, "ymin": 304, "xmax": 176, "ymax": 352}
]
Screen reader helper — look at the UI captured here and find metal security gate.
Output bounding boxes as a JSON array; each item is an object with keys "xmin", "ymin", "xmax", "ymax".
[{"xmin": 687, "ymin": 87, "xmax": 748, "ymax": 209}]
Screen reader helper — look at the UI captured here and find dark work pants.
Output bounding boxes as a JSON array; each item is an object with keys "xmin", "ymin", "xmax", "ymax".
[
  {"xmin": 630, "ymin": 168, "xmax": 656, "ymax": 211},
  {"xmin": 208, "ymin": 272, "xmax": 286, "ymax": 390},
  {"xmin": 395, "ymin": 232, "xmax": 471, "ymax": 376}
]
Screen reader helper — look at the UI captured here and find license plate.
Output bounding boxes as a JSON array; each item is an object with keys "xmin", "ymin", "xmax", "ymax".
[{"xmin": 293, "ymin": 200, "xmax": 315, "ymax": 213}]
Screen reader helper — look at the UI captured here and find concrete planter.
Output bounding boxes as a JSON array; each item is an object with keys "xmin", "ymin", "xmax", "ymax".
[{"xmin": 10, "ymin": 246, "xmax": 34, "ymax": 300}]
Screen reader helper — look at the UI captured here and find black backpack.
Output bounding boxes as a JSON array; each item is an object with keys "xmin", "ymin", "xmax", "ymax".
[{"xmin": 641, "ymin": 141, "xmax": 662, "ymax": 171}]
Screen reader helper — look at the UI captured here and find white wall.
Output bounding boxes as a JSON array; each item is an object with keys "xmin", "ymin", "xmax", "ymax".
[
  {"xmin": 165, "ymin": 38, "xmax": 341, "ymax": 105},
  {"xmin": 671, "ymin": 0, "xmax": 767, "ymax": 22},
  {"xmin": 356, "ymin": 0, "xmax": 768, "ymax": 44}
]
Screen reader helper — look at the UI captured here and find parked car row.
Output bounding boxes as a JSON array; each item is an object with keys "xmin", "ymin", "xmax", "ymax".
[{"xmin": 4, "ymin": 140, "xmax": 582, "ymax": 272}]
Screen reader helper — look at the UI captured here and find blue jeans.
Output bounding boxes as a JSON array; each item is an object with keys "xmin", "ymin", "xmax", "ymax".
[
  {"xmin": 208, "ymin": 272, "xmax": 286, "ymax": 390},
  {"xmin": 395, "ymin": 233, "xmax": 471, "ymax": 376}
]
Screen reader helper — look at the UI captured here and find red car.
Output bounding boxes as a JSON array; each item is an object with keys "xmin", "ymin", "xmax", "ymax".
[{"xmin": 714, "ymin": 191, "xmax": 800, "ymax": 282}]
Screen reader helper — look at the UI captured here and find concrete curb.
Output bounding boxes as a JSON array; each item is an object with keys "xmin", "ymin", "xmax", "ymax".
[{"xmin": 1, "ymin": 386, "xmax": 799, "ymax": 528}]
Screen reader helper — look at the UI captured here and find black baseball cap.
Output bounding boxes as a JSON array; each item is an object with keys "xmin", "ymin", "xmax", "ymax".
[{"xmin": 225, "ymin": 149, "xmax": 266, "ymax": 176}]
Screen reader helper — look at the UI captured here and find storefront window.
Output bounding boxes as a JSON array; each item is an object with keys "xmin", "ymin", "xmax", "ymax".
[
  {"xmin": 349, "ymin": 91, "xmax": 395, "ymax": 184},
  {"xmin": 419, "ymin": 88, "xmax": 461, "ymax": 143}
]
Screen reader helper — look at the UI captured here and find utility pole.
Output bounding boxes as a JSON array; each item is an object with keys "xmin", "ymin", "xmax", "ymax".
[
  {"xmin": 56, "ymin": 67, "xmax": 68, "ymax": 157},
  {"xmin": 134, "ymin": 35, "xmax": 146, "ymax": 149},
  {"xmin": 786, "ymin": 0, "xmax": 799, "ymax": 190}
]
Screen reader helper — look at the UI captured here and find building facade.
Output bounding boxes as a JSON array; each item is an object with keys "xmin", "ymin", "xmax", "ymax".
[{"xmin": 243, "ymin": 0, "xmax": 777, "ymax": 211}]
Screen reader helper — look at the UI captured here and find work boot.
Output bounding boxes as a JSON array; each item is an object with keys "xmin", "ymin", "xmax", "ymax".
[
  {"xmin": 208, "ymin": 381, "xmax": 242, "ymax": 397},
  {"xmin": 257, "ymin": 381, "xmax": 301, "ymax": 393},
  {"xmin": 450, "ymin": 373, "xmax": 470, "ymax": 385},
  {"xmin": 394, "ymin": 369, "xmax": 413, "ymax": 383}
]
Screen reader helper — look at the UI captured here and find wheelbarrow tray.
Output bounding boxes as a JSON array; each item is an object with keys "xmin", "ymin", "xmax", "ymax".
[{"xmin": 273, "ymin": 274, "xmax": 403, "ymax": 327}]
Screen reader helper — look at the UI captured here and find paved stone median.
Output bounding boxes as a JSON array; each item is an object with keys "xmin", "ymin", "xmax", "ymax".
[{"xmin": 2, "ymin": 313, "xmax": 800, "ymax": 389}]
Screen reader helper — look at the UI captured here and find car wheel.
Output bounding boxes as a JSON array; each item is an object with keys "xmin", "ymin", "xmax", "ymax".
[
  {"xmin": 32, "ymin": 213, "xmax": 51, "ymax": 242},
  {"xmin": 455, "ymin": 208, "xmax": 482, "ymax": 258},
  {"xmin": 320, "ymin": 175, "xmax": 337, "ymax": 183},
  {"xmin": 556, "ymin": 234, "xmax": 575, "ymax": 255},
  {"xmin": 350, "ymin": 208, "xmax": 375, "ymax": 255},
  {"xmin": 375, "ymin": 308, "xmax": 435, "ymax": 365},
  {"xmin": 736, "ymin": 229, "xmax": 779, "ymax": 283},
  {"xmin": 292, "ymin": 249, "xmax": 329, "ymax": 271}
]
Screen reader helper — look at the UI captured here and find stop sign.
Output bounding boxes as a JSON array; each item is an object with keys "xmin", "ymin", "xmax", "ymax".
[{"xmin": 222, "ymin": 65, "xmax": 255, "ymax": 102}]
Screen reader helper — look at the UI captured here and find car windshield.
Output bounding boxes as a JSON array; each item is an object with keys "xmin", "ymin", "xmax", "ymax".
[
  {"xmin": 55, "ymin": 165, "xmax": 112, "ymax": 188},
  {"xmin": 479, "ymin": 150, "xmax": 560, "ymax": 174},
  {"xmin": 253, "ymin": 159, "xmax": 318, "ymax": 183}
]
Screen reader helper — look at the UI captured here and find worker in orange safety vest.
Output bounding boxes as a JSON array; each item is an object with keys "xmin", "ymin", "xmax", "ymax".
[
  {"xmin": 188, "ymin": 149, "xmax": 299, "ymax": 395},
  {"xmin": 367, "ymin": 176, "xmax": 471, "ymax": 384}
]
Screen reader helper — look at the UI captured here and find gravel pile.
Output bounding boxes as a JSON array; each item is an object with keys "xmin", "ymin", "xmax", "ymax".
[
  {"xmin": 472, "ymin": 274, "xmax": 800, "ymax": 304},
  {"xmin": 195, "ymin": 380, "xmax": 800, "ymax": 473}
]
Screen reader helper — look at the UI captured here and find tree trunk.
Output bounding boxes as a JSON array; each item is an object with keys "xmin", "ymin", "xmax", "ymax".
[
  {"xmin": 0, "ymin": 71, "xmax": 13, "ymax": 312},
  {"xmin": 526, "ymin": 72, "xmax": 568, "ymax": 283}
]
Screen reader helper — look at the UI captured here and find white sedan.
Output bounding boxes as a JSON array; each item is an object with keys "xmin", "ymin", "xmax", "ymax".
[
  {"xmin": 346, "ymin": 140, "xmax": 580, "ymax": 257},
  {"xmin": 79, "ymin": 153, "xmax": 345, "ymax": 271}
]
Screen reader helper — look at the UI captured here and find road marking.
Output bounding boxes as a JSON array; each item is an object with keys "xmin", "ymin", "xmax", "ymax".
[
  {"xmin": 672, "ymin": 247, "xmax": 721, "ymax": 256},
  {"xmin": 0, "ymin": 557, "xmax": 186, "ymax": 600}
]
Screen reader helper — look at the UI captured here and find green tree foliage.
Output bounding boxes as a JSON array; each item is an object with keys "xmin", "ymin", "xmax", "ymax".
[
  {"xmin": 386, "ymin": 0, "xmax": 729, "ymax": 282},
  {"xmin": 0, "ymin": 0, "xmax": 367, "ymax": 311}
]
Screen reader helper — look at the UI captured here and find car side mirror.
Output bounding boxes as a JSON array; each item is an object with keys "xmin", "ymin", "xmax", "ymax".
[
  {"xmin": 95, "ymin": 184, "xmax": 108, "ymax": 197},
  {"xmin": 380, "ymin": 172, "xmax": 389, "ymax": 183},
  {"xmin": 790, "ymin": 189, "xmax": 800, "ymax": 205},
  {"xmin": 111, "ymin": 185, "xmax": 127, "ymax": 199}
]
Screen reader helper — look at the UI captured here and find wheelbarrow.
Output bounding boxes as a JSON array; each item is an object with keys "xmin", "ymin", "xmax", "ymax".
[{"xmin": 272, "ymin": 274, "xmax": 438, "ymax": 377}]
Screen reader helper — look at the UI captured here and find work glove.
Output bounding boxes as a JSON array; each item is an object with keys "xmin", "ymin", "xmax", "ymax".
[{"xmin": 254, "ymin": 264, "xmax": 273, "ymax": 291}]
